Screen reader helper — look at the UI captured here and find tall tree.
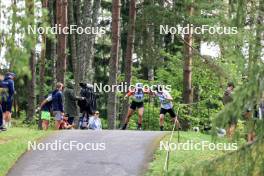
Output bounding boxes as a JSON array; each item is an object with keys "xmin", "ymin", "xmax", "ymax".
[
  {"xmin": 75, "ymin": 0, "xmax": 101, "ymax": 84},
  {"xmin": 56, "ymin": 0, "xmax": 68, "ymax": 84},
  {"xmin": 253, "ymin": 0, "xmax": 263, "ymax": 67},
  {"xmin": 25, "ymin": 0, "xmax": 36, "ymax": 121},
  {"xmin": 107, "ymin": 0, "xmax": 121, "ymax": 129},
  {"xmin": 78, "ymin": 0, "xmax": 93, "ymax": 83},
  {"xmin": 68, "ymin": 0, "xmax": 78, "ymax": 93},
  {"xmin": 85, "ymin": 0, "xmax": 101, "ymax": 83},
  {"xmin": 47, "ymin": 0, "xmax": 57, "ymax": 87},
  {"xmin": 183, "ymin": 2, "xmax": 194, "ymax": 104},
  {"xmin": 39, "ymin": 0, "xmax": 48, "ymax": 102},
  {"xmin": 38, "ymin": 0, "xmax": 49, "ymax": 129},
  {"xmin": 121, "ymin": 0, "xmax": 136, "ymax": 124}
]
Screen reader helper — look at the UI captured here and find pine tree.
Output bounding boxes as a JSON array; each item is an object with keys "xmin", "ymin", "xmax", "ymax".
[
  {"xmin": 56, "ymin": 0, "xmax": 68, "ymax": 84},
  {"xmin": 107, "ymin": 0, "xmax": 121, "ymax": 129},
  {"xmin": 121, "ymin": 0, "xmax": 136, "ymax": 125}
]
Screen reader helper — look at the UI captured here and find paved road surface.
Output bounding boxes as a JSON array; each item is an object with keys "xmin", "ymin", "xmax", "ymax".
[{"xmin": 8, "ymin": 130, "xmax": 166, "ymax": 176}]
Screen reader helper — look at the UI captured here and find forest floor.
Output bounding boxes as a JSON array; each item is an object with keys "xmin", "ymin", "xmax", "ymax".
[{"xmin": 0, "ymin": 128, "xmax": 51, "ymax": 176}]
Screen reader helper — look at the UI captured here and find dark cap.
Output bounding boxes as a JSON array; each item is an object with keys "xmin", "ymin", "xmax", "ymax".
[{"xmin": 5, "ymin": 72, "xmax": 16, "ymax": 79}]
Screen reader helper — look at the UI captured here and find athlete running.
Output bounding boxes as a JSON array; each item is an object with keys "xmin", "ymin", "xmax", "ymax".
[
  {"xmin": 152, "ymin": 85, "xmax": 179, "ymax": 131},
  {"xmin": 121, "ymin": 83, "xmax": 150, "ymax": 130}
]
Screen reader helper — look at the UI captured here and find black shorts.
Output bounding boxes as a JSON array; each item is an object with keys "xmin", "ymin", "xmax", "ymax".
[
  {"xmin": 2, "ymin": 100, "xmax": 13, "ymax": 113},
  {"xmin": 160, "ymin": 108, "xmax": 176, "ymax": 118},
  {"xmin": 130, "ymin": 101, "xmax": 144, "ymax": 110}
]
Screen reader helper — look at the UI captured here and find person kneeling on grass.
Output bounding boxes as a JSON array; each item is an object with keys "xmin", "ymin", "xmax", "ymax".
[
  {"xmin": 88, "ymin": 111, "xmax": 102, "ymax": 130},
  {"xmin": 59, "ymin": 115, "xmax": 74, "ymax": 130},
  {"xmin": 152, "ymin": 85, "xmax": 180, "ymax": 131},
  {"xmin": 36, "ymin": 94, "xmax": 53, "ymax": 130}
]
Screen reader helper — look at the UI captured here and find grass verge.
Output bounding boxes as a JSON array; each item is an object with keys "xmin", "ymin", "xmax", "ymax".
[
  {"xmin": 0, "ymin": 128, "xmax": 52, "ymax": 176},
  {"xmin": 145, "ymin": 131, "xmax": 234, "ymax": 176}
]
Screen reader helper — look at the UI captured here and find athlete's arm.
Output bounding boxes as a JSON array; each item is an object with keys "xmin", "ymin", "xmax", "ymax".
[
  {"xmin": 8, "ymin": 80, "xmax": 15, "ymax": 97},
  {"xmin": 36, "ymin": 96, "xmax": 50, "ymax": 112},
  {"xmin": 124, "ymin": 90, "xmax": 135, "ymax": 98},
  {"xmin": 163, "ymin": 92, "xmax": 173, "ymax": 101}
]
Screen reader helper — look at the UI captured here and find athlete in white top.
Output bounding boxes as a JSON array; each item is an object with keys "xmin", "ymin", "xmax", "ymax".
[{"xmin": 152, "ymin": 85, "xmax": 179, "ymax": 131}]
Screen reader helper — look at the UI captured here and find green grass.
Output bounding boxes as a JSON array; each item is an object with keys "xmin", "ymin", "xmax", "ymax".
[
  {"xmin": 0, "ymin": 128, "xmax": 52, "ymax": 176},
  {"xmin": 183, "ymin": 136, "xmax": 264, "ymax": 176},
  {"xmin": 146, "ymin": 131, "xmax": 233, "ymax": 176}
]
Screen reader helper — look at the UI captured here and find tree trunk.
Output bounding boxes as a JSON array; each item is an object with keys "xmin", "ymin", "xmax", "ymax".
[
  {"xmin": 68, "ymin": 0, "xmax": 78, "ymax": 94},
  {"xmin": 146, "ymin": 17, "xmax": 155, "ymax": 81},
  {"xmin": 9, "ymin": 0, "xmax": 17, "ymax": 70},
  {"xmin": 39, "ymin": 0, "xmax": 48, "ymax": 102},
  {"xmin": 253, "ymin": 0, "xmax": 263, "ymax": 65},
  {"xmin": 85, "ymin": 0, "xmax": 101, "ymax": 83},
  {"xmin": 79, "ymin": 0, "xmax": 93, "ymax": 83},
  {"xmin": 25, "ymin": 0, "xmax": 36, "ymax": 121},
  {"xmin": 75, "ymin": 0, "xmax": 101, "ymax": 84},
  {"xmin": 107, "ymin": 0, "xmax": 121, "ymax": 129},
  {"xmin": 37, "ymin": 0, "xmax": 48, "ymax": 129},
  {"xmin": 121, "ymin": 0, "xmax": 136, "ymax": 124},
  {"xmin": 148, "ymin": 68, "xmax": 154, "ymax": 81},
  {"xmin": 56, "ymin": 0, "xmax": 68, "ymax": 84},
  {"xmin": 183, "ymin": 3, "xmax": 194, "ymax": 104},
  {"xmin": 39, "ymin": 37, "xmax": 47, "ymax": 102},
  {"xmin": 48, "ymin": 0, "xmax": 57, "ymax": 88},
  {"xmin": 75, "ymin": 0, "xmax": 84, "ymax": 85}
]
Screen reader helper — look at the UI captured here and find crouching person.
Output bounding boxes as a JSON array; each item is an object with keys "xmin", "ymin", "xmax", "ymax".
[
  {"xmin": 88, "ymin": 111, "xmax": 102, "ymax": 130},
  {"xmin": 59, "ymin": 115, "xmax": 74, "ymax": 130},
  {"xmin": 79, "ymin": 115, "xmax": 89, "ymax": 129}
]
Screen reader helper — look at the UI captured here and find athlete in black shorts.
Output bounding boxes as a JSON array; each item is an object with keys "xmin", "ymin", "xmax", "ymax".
[
  {"xmin": 153, "ymin": 85, "xmax": 179, "ymax": 131},
  {"xmin": 121, "ymin": 83, "xmax": 150, "ymax": 130}
]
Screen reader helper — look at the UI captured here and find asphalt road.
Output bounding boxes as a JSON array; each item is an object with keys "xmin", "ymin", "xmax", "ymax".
[{"xmin": 7, "ymin": 130, "xmax": 166, "ymax": 176}]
